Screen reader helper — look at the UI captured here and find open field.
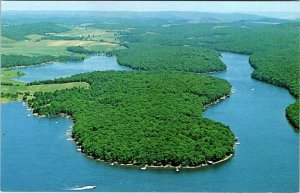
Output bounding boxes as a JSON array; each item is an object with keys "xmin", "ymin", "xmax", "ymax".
[
  {"xmin": 1, "ymin": 26, "xmax": 121, "ymax": 57},
  {"xmin": 1, "ymin": 69, "xmax": 26, "ymax": 85},
  {"xmin": 2, "ymin": 82, "xmax": 90, "ymax": 94},
  {"xmin": 1, "ymin": 25, "xmax": 121, "ymax": 102},
  {"xmin": 56, "ymin": 26, "xmax": 119, "ymax": 43},
  {"xmin": 0, "ymin": 69, "xmax": 90, "ymax": 102}
]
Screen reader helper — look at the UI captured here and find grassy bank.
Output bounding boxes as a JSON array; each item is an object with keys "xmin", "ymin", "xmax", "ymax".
[{"xmin": 0, "ymin": 68, "xmax": 90, "ymax": 102}]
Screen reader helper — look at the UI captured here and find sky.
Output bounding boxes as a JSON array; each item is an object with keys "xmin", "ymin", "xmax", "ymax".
[{"xmin": 2, "ymin": 1, "xmax": 300, "ymax": 18}]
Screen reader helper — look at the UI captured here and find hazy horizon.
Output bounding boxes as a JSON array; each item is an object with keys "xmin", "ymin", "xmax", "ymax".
[{"xmin": 2, "ymin": 1, "xmax": 300, "ymax": 19}]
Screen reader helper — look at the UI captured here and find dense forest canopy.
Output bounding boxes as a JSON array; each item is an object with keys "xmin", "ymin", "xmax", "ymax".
[
  {"xmin": 249, "ymin": 48, "xmax": 299, "ymax": 98},
  {"xmin": 28, "ymin": 71, "xmax": 235, "ymax": 166},
  {"xmin": 286, "ymin": 100, "xmax": 299, "ymax": 130},
  {"xmin": 111, "ymin": 44, "xmax": 225, "ymax": 72}
]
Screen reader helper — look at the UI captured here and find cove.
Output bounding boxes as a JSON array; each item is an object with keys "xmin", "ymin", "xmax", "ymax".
[
  {"xmin": 1, "ymin": 53, "xmax": 298, "ymax": 192},
  {"xmin": 13, "ymin": 56, "xmax": 130, "ymax": 83}
]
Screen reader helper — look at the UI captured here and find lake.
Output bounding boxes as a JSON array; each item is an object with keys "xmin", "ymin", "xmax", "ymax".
[
  {"xmin": 13, "ymin": 56, "xmax": 130, "ymax": 83},
  {"xmin": 1, "ymin": 53, "xmax": 298, "ymax": 191}
]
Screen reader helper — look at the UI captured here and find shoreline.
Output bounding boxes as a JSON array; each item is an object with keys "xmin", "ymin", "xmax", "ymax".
[
  {"xmin": 8, "ymin": 57, "xmax": 86, "ymax": 70},
  {"xmin": 83, "ymin": 151, "xmax": 235, "ymax": 170},
  {"xmin": 25, "ymin": 92, "xmax": 235, "ymax": 170},
  {"xmin": 6, "ymin": 53, "xmax": 114, "ymax": 71},
  {"xmin": 200, "ymin": 69, "xmax": 227, "ymax": 75},
  {"xmin": 203, "ymin": 91, "xmax": 232, "ymax": 110}
]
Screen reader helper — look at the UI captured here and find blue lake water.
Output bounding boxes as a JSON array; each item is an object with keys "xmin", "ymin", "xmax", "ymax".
[
  {"xmin": 13, "ymin": 56, "xmax": 130, "ymax": 83},
  {"xmin": 1, "ymin": 53, "xmax": 298, "ymax": 191}
]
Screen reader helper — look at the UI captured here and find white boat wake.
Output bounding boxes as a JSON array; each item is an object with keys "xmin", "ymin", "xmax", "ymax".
[{"xmin": 67, "ymin": 185, "xmax": 96, "ymax": 191}]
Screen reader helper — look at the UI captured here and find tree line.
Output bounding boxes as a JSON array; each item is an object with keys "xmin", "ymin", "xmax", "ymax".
[
  {"xmin": 2, "ymin": 22, "xmax": 70, "ymax": 41},
  {"xmin": 66, "ymin": 46, "xmax": 97, "ymax": 55},
  {"xmin": 1, "ymin": 54, "xmax": 84, "ymax": 68}
]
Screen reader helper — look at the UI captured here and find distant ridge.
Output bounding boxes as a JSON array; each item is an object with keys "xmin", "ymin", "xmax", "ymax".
[{"xmin": 2, "ymin": 11, "xmax": 295, "ymax": 25}]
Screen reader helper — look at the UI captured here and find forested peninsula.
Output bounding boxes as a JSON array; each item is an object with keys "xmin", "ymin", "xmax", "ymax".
[
  {"xmin": 28, "ymin": 72, "xmax": 235, "ymax": 167},
  {"xmin": 112, "ymin": 44, "xmax": 225, "ymax": 73}
]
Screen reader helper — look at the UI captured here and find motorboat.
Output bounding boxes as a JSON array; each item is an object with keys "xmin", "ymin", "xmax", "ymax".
[
  {"xmin": 141, "ymin": 165, "xmax": 147, "ymax": 170},
  {"xmin": 69, "ymin": 185, "xmax": 96, "ymax": 191}
]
